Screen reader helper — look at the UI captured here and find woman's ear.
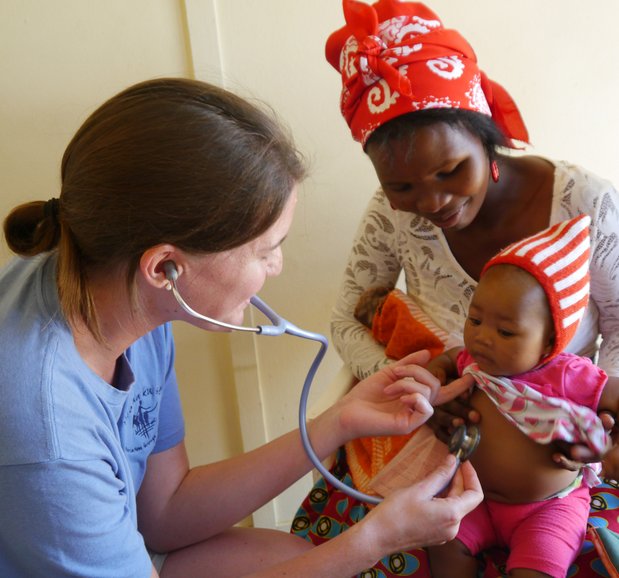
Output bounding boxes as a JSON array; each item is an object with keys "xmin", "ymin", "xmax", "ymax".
[{"xmin": 139, "ymin": 244, "xmax": 183, "ymax": 290}]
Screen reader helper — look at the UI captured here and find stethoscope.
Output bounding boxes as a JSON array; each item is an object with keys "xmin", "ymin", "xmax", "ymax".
[{"xmin": 163, "ymin": 261, "xmax": 480, "ymax": 504}]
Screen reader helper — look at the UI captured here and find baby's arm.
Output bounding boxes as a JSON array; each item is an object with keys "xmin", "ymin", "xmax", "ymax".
[{"xmin": 426, "ymin": 347, "xmax": 463, "ymax": 385}]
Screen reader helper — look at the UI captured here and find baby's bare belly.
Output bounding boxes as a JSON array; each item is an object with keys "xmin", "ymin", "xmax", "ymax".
[{"xmin": 469, "ymin": 390, "xmax": 579, "ymax": 503}]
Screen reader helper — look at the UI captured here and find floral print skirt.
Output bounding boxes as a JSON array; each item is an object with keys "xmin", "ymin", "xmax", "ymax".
[{"xmin": 291, "ymin": 448, "xmax": 619, "ymax": 578}]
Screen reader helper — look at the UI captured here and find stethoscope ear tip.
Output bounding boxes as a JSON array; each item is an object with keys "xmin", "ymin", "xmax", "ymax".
[{"xmin": 163, "ymin": 261, "xmax": 179, "ymax": 282}]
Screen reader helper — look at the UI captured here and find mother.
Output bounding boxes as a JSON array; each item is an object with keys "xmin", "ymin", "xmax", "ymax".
[{"xmin": 293, "ymin": 1, "xmax": 619, "ymax": 576}]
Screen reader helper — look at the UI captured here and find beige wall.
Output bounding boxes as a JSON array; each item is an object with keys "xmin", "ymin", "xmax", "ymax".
[
  {"xmin": 0, "ymin": 0, "xmax": 245, "ymax": 469},
  {"xmin": 3, "ymin": 0, "xmax": 619, "ymax": 529}
]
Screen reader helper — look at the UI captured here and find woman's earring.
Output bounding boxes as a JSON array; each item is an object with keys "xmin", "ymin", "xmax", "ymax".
[{"xmin": 490, "ymin": 160, "xmax": 500, "ymax": 183}]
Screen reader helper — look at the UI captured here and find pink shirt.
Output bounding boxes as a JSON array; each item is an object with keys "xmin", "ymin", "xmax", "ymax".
[
  {"xmin": 457, "ymin": 351, "xmax": 607, "ymax": 410},
  {"xmin": 457, "ymin": 351, "xmax": 609, "ymax": 486}
]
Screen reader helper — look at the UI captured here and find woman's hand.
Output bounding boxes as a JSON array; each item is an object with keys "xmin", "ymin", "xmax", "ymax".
[
  {"xmin": 358, "ymin": 455, "xmax": 483, "ymax": 555},
  {"xmin": 332, "ymin": 350, "xmax": 475, "ymax": 444}
]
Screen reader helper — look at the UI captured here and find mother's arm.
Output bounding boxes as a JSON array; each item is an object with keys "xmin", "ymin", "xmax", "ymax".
[
  {"xmin": 590, "ymin": 183, "xmax": 619, "ymax": 377},
  {"xmin": 331, "ymin": 191, "xmax": 403, "ymax": 379}
]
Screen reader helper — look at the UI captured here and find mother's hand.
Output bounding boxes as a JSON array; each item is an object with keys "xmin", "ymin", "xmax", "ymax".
[
  {"xmin": 425, "ymin": 395, "xmax": 481, "ymax": 444},
  {"xmin": 421, "ymin": 367, "xmax": 481, "ymax": 445},
  {"xmin": 334, "ymin": 350, "xmax": 475, "ymax": 443},
  {"xmin": 552, "ymin": 411, "xmax": 617, "ymax": 474}
]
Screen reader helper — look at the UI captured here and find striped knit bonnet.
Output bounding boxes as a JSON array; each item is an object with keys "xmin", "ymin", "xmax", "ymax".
[{"xmin": 481, "ymin": 214, "xmax": 591, "ymax": 361}]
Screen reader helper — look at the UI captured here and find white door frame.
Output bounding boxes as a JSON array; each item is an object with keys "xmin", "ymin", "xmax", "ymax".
[{"xmin": 181, "ymin": 0, "xmax": 279, "ymax": 529}]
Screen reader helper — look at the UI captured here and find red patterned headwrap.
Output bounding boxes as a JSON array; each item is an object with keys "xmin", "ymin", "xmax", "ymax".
[{"xmin": 326, "ymin": 0, "xmax": 530, "ymax": 147}]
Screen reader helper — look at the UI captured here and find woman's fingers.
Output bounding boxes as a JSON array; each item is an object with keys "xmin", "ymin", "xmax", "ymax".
[
  {"xmin": 396, "ymin": 393, "xmax": 434, "ymax": 429},
  {"xmin": 387, "ymin": 364, "xmax": 441, "ymax": 400},
  {"xmin": 368, "ymin": 456, "xmax": 483, "ymax": 552},
  {"xmin": 401, "ymin": 456, "xmax": 482, "ymax": 526},
  {"xmin": 394, "ymin": 350, "xmax": 432, "ymax": 367},
  {"xmin": 410, "ymin": 453, "xmax": 459, "ymax": 497},
  {"xmin": 388, "ymin": 370, "xmax": 477, "ymax": 418},
  {"xmin": 461, "ymin": 460, "xmax": 481, "ymax": 486},
  {"xmin": 384, "ymin": 378, "xmax": 432, "ymax": 401},
  {"xmin": 435, "ymin": 374, "xmax": 474, "ymax": 405}
]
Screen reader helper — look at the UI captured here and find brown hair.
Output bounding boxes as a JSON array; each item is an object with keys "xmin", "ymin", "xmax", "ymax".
[{"xmin": 3, "ymin": 78, "xmax": 306, "ymax": 338}]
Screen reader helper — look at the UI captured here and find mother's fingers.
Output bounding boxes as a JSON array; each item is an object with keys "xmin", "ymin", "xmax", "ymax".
[
  {"xmin": 599, "ymin": 410, "xmax": 616, "ymax": 432},
  {"xmin": 602, "ymin": 446, "xmax": 619, "ymax": 479}
]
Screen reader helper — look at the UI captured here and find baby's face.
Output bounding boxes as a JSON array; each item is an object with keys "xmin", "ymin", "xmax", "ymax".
[{"xmin": 464, "ymin": 265, "xmax": 554, "ymax": 376}]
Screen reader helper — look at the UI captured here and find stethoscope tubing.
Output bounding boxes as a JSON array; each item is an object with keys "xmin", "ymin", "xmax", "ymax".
[{"xmin": 163, "ymin": 261, "xmax": 478, "ymax": 503}]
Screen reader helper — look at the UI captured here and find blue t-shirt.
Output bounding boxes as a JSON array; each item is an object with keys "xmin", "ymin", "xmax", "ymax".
[{"xmin": 0, "ymin": 253, "xmax": 185, "ymax": 577}]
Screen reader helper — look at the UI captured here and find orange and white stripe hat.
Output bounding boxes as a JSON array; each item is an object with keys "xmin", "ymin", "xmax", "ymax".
[{"xmin": 481, "ymin": 214, "xmax": 591, "ymax": 361}]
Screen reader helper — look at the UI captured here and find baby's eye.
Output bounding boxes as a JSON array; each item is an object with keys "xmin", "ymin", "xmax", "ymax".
[
  {"xmin": 498, "ymin": 328, "xmax": 515, "ymax": 337},
  {"xmin": 467, "ymin": 316, "xmax": 481, "ymax": 326}
]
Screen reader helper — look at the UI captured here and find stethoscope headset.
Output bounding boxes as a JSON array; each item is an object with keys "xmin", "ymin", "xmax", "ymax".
[{"xmin": 163, "ymin": 260, "xmax": 480, "ymax": 504}]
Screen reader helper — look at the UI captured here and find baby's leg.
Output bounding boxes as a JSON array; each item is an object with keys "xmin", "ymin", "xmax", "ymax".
[
  {"xmin": 506, "ymin": 486, "xmax": 590, "ymax": 578},
  {"xmin": 427, "ymin": 540, "xmax": 478, "ymax": 578},
  {"xmin": 428, "ymin": 500, "xmax": 494, "ymax": 577}
]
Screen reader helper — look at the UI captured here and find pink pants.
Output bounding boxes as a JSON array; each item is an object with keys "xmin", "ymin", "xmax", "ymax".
[{"xmin": 457, "ymin": 485, "xmax": 591, "ymax": 578}]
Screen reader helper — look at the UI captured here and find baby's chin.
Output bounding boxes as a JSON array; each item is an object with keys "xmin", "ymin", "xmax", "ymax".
[{"xmin": 474, "ymin": 360, "xmax": 504, "ymax": 376}]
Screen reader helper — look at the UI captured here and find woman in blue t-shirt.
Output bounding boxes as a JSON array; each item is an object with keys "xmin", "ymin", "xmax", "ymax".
[{"xmin": 0, "ymin": 77, "xmax": 482, "ymax": 578}]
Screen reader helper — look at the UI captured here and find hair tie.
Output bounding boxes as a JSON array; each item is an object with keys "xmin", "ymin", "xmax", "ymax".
[{"xmin": 43, "ymin": 198, "xmax": 60, "ymax": 224}]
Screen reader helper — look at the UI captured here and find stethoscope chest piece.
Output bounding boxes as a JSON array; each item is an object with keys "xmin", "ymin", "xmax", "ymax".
[{"xmin": 449, "ymin": 424, "xmax": 481, "ymax": 462}]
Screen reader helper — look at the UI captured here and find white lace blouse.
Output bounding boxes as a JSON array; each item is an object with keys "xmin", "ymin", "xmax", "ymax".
[{"xmin": 331, "ymin": 160, "xmax": 619, "ymax": 380}]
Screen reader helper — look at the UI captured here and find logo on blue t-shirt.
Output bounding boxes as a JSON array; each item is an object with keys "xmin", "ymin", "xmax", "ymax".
[
  {"xmin": 133, "ymin": 398, "xmax": 158, "ymax": 439},
  {"xmin": 123, "ymin": 385, "xmax": 162, "ymax": 454}
]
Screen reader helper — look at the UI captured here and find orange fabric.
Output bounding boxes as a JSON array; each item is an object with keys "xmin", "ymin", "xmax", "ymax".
[
  {"xmin": 346, "ymin": 291, "xmax": 446, "ymax": 495},
  {"xmin": 346, "ymin": 431, "xmax": 418, "ymax": 497},
  {"xmin": 372, "ymin": 291, "xmax": 445, "ymax": 359}
]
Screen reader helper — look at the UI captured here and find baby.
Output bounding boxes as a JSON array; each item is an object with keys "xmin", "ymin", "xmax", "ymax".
[{"xmin": 357, "ymin": 215, "xmax": 615, "ymax": 578}]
